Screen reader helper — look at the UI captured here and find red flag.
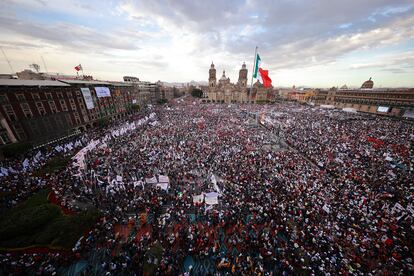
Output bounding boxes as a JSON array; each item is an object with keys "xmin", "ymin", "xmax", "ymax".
[
  {"xmin": 74, "ymin": 64, "xmax": 82, "ymax": 71},
  {"xmin": 259, "ymin": 68, "xmax": 272, "ymax": 88},
  {"xmin": 367, "ymin": 137, "xmax": 385, "ymax": 148}
]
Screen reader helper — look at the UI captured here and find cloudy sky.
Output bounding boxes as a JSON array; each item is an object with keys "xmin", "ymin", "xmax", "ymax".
[{"xmin": 0, "ymin": 0, "xmax": 413, "ymax": 87}]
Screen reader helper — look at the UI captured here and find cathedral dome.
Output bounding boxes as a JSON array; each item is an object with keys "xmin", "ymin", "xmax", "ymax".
[
  {"xmin": 220, "ymin": 70, "xmax": 227, "ymax": 81},
  {"xmin": 361, "ymin": 77, "xmax": 374, "ymax": 89}
]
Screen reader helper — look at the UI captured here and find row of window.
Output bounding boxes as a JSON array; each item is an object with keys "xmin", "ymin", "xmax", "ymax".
[
  {"xmin": 0, "ymin": 91, "xmax": 77, "ymax": 104},
  {"xmin": 338, "ymin": 93, "xmax": 413, "ymax": 99},
  {"xmin": 0, "ymin": 89, "xmax": 132, "ymax": 105},
  {"xmin": 335, "ymin": 97, "xmax": 410, "ymax": 105}
]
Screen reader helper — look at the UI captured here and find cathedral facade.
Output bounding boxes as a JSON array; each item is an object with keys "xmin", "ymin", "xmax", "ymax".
[{"xmin": 205, "ymin": 62, "xmax": 272, "ymax": 104}]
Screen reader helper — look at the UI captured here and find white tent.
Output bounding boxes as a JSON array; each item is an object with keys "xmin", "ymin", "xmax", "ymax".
[
  {"xmin": 193, "ymin": 194, "xmax": 204, "ymax": 204},
  {"xmin": 158, "ymin": 175, "xmax": 170, "ymax": 183},
  {"xmin": 342, "ymin": 107, "xmax": 357, "ymax": 113},
  {"xmin": 156, "ymin": 183, "xmax": 169, "ymax": 191},
  {"xmin": 146, "ymin": 175, "xmax": 170, "ymax": 190},
  {"xmin": 403, "ymin": 110, "xmax": 414, "ymax": 119},
  {"xmin": 205, "ymin": 192, "xmax": 219, "ymax": 205},
  {"xmin": 320, "ymin": 105, "xmax": 335, "ymax": 109},
  {"xmin": 145, "ymin": 176, "xmax": 158, "ymax": 184}
]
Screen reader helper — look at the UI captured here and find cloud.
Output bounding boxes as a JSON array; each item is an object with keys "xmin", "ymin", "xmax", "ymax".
[
  {"xmin": 350, "ymin": 51, "xmax": 414, "ymax": 74},
  {"xmin": 1, "ymin": 0, "xmax": 414, "ymax": 85},
  {"xmin": 266, "ymin": 14, "xmax": 414, "ymax": 70},
  {"xmin": 0, "ymin": 14, "xmax": 141, "ymax": 52},
  {"xmin": 118, "ymin": 0, "xmax": 414, "ymax": 71}
]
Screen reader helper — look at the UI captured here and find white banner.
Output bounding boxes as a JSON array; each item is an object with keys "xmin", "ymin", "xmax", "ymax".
[
  {"xmin": 81, "ymin": 88, "xmax": 94, "ymax": 109},
  {"xmin": 95, "ymin": 86, "xmax": 111, "ymax": 98}
]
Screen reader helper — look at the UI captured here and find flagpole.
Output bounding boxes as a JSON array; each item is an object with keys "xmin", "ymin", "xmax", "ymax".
[{"xmin": 249, "ymin": 46, "xmax": 258, "ymax": 104}]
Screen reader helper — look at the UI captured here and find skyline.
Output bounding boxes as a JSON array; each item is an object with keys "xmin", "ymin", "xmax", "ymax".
[{"xmin": 0, "ymin": 0, "xmax": 413, "ymax": 88}]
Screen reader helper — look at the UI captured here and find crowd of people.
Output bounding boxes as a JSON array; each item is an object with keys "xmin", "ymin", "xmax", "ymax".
[{"xmin": 0, "ymin": 97, "xmax": 413, "ymax": 275}]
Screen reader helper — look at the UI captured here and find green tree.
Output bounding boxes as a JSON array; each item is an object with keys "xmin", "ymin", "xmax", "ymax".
[{"xmin": 191, "ymin": 88, "xmax": 203, "ymax": 98}]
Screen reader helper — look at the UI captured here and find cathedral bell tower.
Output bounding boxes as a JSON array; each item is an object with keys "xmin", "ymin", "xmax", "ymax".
[
  {"xmin": 209, "ymin": 62, "xmax": 217, "ymax": 88},
  {"xmin": 238, "ymin": 62, "xmax": 248, "ymax": 87}
]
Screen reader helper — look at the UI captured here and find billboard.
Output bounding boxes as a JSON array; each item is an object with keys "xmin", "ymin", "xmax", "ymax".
[
  {"xmin": 80, "ymin": 88, "xmax": 94, "ymax": 109},
  {"xmin": 95, "ymin": 86, "xmax": 111, "ymax": 98},
  {"xmin": 377, "ymin": 106, "xmax": 389, "ymax": 113}
]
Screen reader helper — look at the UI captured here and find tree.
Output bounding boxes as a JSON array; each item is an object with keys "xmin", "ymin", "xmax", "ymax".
[
  {"xmin": 2, "ymin": 142, "xmax": 32, "ymax": 158},
  {"xmin": 191, "ymin": 88, "xmax": 203, "ymax": 98},
  {"xmin": 97, "ymin": 117, "xmax": 110, "ymax": 128},
  {"xmin": 157, "ymin": 99, "xmax": 168, "ymax": 104}
]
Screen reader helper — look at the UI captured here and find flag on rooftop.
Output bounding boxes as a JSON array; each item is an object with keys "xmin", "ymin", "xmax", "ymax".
[{"xmin": 253, "ymin": 53, "xmax": 272, "ymax": 88}]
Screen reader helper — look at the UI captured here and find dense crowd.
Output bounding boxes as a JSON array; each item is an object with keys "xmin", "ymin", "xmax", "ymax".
[{"xmin": 0, "ymin": 98, "xmax": 413, "ymax": 275}]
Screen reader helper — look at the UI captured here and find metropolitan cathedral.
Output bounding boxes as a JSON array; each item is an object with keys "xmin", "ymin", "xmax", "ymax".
[{"xmin": 205, "ymin": 62, "xmax": 271, "ymax": 104}]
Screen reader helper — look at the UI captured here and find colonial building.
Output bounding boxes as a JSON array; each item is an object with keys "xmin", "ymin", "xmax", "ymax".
[
  {"xmin": 311, "ymin": 78, "xmax": 414, "ymax": 117},
  {"xmin": 205, "ymin": 63, "xmax": 249, "ymax": 103}
]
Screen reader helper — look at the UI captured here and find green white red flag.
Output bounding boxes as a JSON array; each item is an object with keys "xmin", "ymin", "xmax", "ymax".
[{"xmin": 253, "ymin": 53, "xmax": 272, "ymax": 88}]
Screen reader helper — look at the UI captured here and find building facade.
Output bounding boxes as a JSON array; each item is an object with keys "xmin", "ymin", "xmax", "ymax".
[
  {"xmin": 204, "ymin": 62, "xmax": 273, "ymax": 104},
  {"xmin": 0, "ymin": 79, "xmax": 140, "ymax": 146},
  {"xmin": 311, "ymin": 78, "xmax": 414, "ymax": 117}
]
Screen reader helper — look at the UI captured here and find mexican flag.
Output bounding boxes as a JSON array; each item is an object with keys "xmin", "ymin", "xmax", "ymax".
[{"xmin": 253, "ymin": 53, "xmax": 272, "ymax": 88}]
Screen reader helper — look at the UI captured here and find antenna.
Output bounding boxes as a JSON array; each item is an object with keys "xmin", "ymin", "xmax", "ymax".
[
  {"xmin": 41, "ymin": 56, "xmax": 49, "ymax": 74},
  {"xmin": 1, "ymin": 46, "xmax": 15, "ymax": 74}
]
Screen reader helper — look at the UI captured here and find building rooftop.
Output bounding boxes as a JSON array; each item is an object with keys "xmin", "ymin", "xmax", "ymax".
[
  {"xmin": 0, "ymin": 79, "xmax": 70, "ymax": 87},
  {"xmin": 108, "ymin": 82, "xmax": 133, "ymax": 87},
  {"xmin": 58, "ymin": 79, "xmax": 110, "ymax": 85}
]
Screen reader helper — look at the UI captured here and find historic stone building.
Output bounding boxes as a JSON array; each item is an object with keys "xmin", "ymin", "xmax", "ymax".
[
  {"xmin": 311, "ymin": 78, "xmax": 414, "ymax": 118},
  {"xmin": 205, "ymin": 62, "xmax": 250, "ymax": 103},
  {"xmin": 204, "ymin": 62, "xmax": 273, "ymax": 104}
]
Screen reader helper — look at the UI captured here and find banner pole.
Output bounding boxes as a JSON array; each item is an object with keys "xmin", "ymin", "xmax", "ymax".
[{"xmin": 249, "ymin": 46, "xmax": 258, "ymax": 104}]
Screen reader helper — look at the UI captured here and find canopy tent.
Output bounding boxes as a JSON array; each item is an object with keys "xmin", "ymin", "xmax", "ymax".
[
  {"xmin": 145, "ymin": 175, "xmax": 170, "ymax": 191},
  {"xmin": 342, "ymin": 107, "xmax": 357, "ymax": 113},
  {"xmin": 205, "ymin": 192, "xmax": 219, "ymax": 205},
  {"xmin": 145, "ymin": 176, "xmax": 158, "ymax": 184},
  {"xmin": 193, "ymin": 194, "xmax": 204, "ymax": 204},
  {"xmin": 403, "ymin": 110, "xmax": 414, "ymax": 119}
]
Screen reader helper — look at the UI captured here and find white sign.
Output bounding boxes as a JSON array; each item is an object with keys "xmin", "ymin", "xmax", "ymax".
[
  {"xmin": 377, "ymin": 106, "xmax": 389, "ymax": 113},
  {"xmin": 80, "ymin": 88, "xmax": 94, "ymax": 109},
  {"xmin": 132, "ymin": 99, "xmax": 137, "ymax": 104},
  {"xmin": 95, "ymin": 86, "xmax": 111, "ymax": 98}
]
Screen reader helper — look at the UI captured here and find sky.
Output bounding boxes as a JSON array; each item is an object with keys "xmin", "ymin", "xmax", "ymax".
[{"xmin": 0, "ymin": 0, "xmax": 413, "ymax": 88}]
